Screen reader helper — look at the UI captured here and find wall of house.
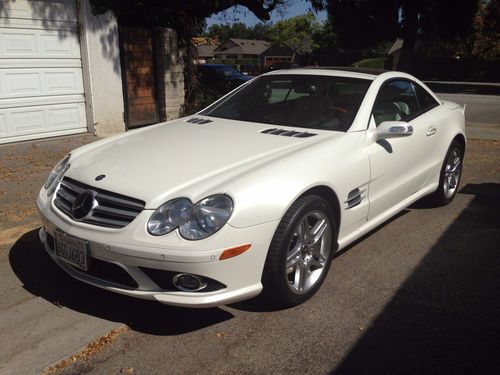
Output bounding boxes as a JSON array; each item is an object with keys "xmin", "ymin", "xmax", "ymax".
[
  {"xmin": 155, "ymin": 28, "xmax": 184, "ymax": 120},
  {"xmin": 79, "ymin": 0, "xmax": 125, "ymax": 137}
]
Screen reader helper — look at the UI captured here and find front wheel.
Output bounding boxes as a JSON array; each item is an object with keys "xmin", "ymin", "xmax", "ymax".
[
  {"xmin": 261, "ymin": 195, "xmax": 336, "ymax": 308},
  {"xmin": 428, "ymin": 140, "xmax": 464, "ymax": 206}
]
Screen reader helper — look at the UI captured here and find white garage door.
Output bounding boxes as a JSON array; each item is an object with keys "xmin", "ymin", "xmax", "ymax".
[{"xmin": 0, "ymin": 0, "xmax": 87, "ymax": 144}]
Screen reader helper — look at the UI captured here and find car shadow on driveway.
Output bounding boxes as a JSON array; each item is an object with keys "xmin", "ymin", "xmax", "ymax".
[
  {"xmin": 8, "ymin": 230, "xmax": 234, "ymax": 336},
  {"xmin": 331, "ymin": 183, "xmax": 500, "ymax": 375}
]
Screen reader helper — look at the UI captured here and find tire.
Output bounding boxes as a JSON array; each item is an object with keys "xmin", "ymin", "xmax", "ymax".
[
  {"xmin": 261, "ymin": 195, "xmax": 337, "ymax": 308},
  {"xmin": 428, "ymin": 140, "xmax": 464, "ymax": 206}
]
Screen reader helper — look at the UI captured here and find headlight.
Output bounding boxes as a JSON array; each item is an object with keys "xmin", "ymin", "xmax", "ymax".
[
  {"xmin": 147, "ymin": 195, "xmax": 233, "ymax": 240},
  {"xmin": 44, "ymin": 154, "xmax": 70, "ymax": 196}
]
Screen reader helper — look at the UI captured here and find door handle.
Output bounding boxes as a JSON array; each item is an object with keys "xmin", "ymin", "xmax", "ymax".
[{"xmin": 426, "ymin": 126, "xmax": 437, "ymax": 136}]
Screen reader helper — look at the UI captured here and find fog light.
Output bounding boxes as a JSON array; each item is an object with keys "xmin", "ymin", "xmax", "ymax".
[{"xmin": 172, "ymin": 273, "xmax": 207, "ymax": 292}]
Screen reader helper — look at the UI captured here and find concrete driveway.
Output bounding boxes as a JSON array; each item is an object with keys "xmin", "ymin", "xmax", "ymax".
[{"xmin": 1, "ymin": 135, "xmax": 499, "ymax": 373}]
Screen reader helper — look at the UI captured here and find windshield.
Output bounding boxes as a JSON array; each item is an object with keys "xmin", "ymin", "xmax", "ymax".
[{"xmin": 201, "ymin": 74, "xmax": 372, "ymax": 132}]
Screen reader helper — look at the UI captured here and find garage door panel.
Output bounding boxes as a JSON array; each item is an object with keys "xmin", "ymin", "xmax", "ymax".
[
  {"xmin": 0, "ymin": 58, "xmax": 82, "ymax": 69},
  {"xmin": 0, "ymin": 0, "xmax": 77, "ymax": 23},
  {"xmin": 3, "ymin": 71, "xmax": 42, "ymax": 96},
  {"xmin": 40, "ymin": 32, "xmax": 79, "ymax": 57},
  {"xmin": 0, "ymin": 28, "xmax": 80, "ymax": 58},
  {"xmin": 0, "ymin": 18, "xmax": 78, "ymax": 32},
  {"xmin": 0, "ymin": 0, "xmax": 87, "ymax": 144},
  {"xmin": 1, "ymin": 68, "xmax": 83, "ymax": 99},
  {"xmin": 50, "ymin": 105, "xmax": 85, "ymax": 129},
  {"xmin": 11, "ymin": 108, "xmax": 45, "ymax": 133},
  {"xmin": 1, "ymin": 31, "xmax": 38, "ymax": 57},
  {"xmin": 0, "ymin": 94, "xmax": 84, "ymax": 109},
  {"xmin": 0, "ymin": 113, "xmax": 6, "ymax": 136},
  {"xmin": 1, "ymin": 102, "xmax": 85, "ymax": 138},
  {"xmin": 45, "ymin": 70, "xmax": 81, "ymax": 92}
]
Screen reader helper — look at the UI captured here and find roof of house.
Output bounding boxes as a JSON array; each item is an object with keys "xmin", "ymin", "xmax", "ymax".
[
  {"xmin": 196, "ymin": 45, "xmax": 216, "ymax": 58},
  {"xmin": 214, "ymin": 38, "xmax": 271, "ymax": 56},
  {"xmin": 192, "ymin": 36, "xmax": 218, "ymax": 46}
]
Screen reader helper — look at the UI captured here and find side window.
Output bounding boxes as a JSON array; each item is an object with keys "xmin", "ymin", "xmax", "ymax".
[
  {"xmin": 414, "ymin": 83, "xmax": 439, "ymax": 112},
  {"xmin": 373, "ymin": 80, "xmax": 419, "ymax": 126}
]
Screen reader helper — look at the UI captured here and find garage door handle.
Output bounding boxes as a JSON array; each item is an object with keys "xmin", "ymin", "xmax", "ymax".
[{"xmin": 426, "ymin": 126, "xmax": 437, "ymax": 136}]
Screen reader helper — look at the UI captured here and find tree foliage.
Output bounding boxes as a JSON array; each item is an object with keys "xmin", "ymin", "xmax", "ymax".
[
  {"xmin": 90, "ymin": 0, "xmax": 287, "ymax": 26},
  {"xmin": 270, "ymin": 14, "xmax": 320, "ymax": 62},
  {"xmin": 205, "ymin": 22, "xmax": 273, "ymax": 42},
  {"xmin": 311, "ymin": 0, "xmax": 480, "ymax": 72},
  {"xmin": 312, "ymin": 20, "xmax": 339, "ymax": 50},
  {"xmin": 472, "ymin": 0, "xmax": 500, "ymax": 60}
]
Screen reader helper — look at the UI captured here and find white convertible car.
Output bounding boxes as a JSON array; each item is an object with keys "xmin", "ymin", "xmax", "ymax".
[{"xmin": 37, "ymin": 68, "xmax": 466, "ymax": 308}]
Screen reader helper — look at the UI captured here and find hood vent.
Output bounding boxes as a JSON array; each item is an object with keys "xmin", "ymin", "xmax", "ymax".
[
  {"xmin": 261, "ymin": 128, "xmax": 316, "ymax": 138},
  {"xmin": 186, "ymin": 117, "xmax": 212, "ymax": 124}
]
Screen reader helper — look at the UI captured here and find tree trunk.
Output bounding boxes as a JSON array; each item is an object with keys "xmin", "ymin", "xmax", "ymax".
[{"xmin": 397, "ymin": 0, "xmax": 419, "ymax": 72}]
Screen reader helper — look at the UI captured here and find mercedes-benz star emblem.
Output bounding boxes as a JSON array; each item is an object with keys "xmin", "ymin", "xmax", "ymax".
[{"xmin": 71, "ymin": 190, "xmax": 98, "ymax": 220}]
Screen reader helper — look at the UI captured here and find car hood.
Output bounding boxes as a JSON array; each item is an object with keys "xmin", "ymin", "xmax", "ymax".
[{"xmin": 66, "ymin": 117, "xmax": 336, "ymax": 208}]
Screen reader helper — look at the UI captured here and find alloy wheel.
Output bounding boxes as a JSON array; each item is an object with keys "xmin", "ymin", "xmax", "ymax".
[
  {"xmin": 443, "ymin": 148, "xmax": 462, "ymax": 199},
  {"xmin": 286, "ymin": 210, "xmax": 332, "ymax": 294}
]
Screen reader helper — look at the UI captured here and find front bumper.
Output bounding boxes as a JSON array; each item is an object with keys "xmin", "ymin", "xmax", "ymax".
[{"xmin": 37, "ymin": 191, "xmax": 278, "ymax": 308}]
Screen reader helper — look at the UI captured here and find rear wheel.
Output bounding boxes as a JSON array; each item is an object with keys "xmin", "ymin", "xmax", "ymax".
[
  {"xmin": 261, "ymin": 195, "xmax": 336, "ymax": 308},
  {"xmin": 428, "ymin": 140, "xmax": 464, "ymax": 206}
]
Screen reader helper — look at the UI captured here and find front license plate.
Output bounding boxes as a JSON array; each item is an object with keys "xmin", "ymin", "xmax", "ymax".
[{"xmin": 55, "ymin": 232, "xmax": 89, "ymax": 271}]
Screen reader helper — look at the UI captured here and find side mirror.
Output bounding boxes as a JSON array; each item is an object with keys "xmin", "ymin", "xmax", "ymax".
[{"xmin": 377, "ymin": 121, "xmax": 413, "ymax": 140}]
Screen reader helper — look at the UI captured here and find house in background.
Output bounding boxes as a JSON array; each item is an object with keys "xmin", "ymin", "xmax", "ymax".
[
  {"xmin": 194, "ymin": 37, "xmax": 218, "ymax": 64},
  {"xmin": 0, "ymin": 0, "xmax": 184, "ymax": 145},
  {"xmin": 259, "ymin": 45, "xmax": 295, "ymax": 68},
  {"xmin": 195, "ymin": 45, "xmax": 216, "ymax": 64},
  {"xmin": 210, "ymin": 38, "xmax": 294, "ymax": 73},
  {"xmin": 214, "ymin": 38, "xmax": 271, "ymax": 61}
]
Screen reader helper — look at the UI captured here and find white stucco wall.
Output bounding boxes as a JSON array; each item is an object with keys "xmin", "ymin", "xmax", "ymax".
[{"xmin": 79, "ymin": 0, "xmax": 125, "ymax": 137}]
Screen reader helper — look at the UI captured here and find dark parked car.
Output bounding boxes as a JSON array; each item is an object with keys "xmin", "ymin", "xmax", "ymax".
[{"xmin": 198, "ymin": 64, "xmax": 253, "ymax": 94}]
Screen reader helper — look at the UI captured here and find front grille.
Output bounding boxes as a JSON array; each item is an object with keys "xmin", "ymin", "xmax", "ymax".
[{"xmin": 54, "ymin": 177, "xmax": 145, "ymax": 228}]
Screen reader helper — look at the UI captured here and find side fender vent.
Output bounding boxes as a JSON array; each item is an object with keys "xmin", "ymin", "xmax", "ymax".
[
  {"xmin": 345, "ymin": 188, "xmax": 366, "ymax": 209},
  {"xmin": 186, "ymin": 117, "xmax": 213, "ymax": 124},
  {"xmin": 261, "ymin": 128, "xmax": 316, "ymax": 138}
]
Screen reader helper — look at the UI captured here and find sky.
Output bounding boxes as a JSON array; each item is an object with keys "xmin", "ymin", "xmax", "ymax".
[{"xmin": 206, "ymin": 1, "xmax": 328, "ymax": 27}]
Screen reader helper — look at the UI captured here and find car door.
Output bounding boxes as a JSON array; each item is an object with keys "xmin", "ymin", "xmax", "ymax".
[{"xmin": 365, "ymin": 79, "xmax": 438, "ymax": 221}]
